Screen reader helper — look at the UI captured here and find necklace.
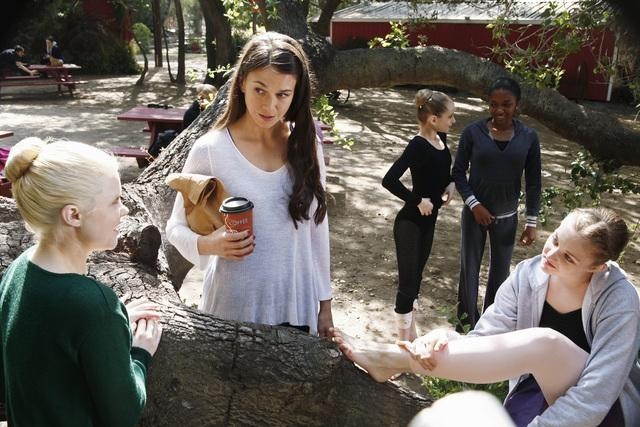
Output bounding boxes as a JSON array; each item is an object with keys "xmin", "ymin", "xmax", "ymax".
[
  {"xmin": 489, "ymin": 120, "xmax": 514, "ymax": 141},
  {"xmin": 419, "ymin": 132, "xmax": 444, "ymax": 149}
]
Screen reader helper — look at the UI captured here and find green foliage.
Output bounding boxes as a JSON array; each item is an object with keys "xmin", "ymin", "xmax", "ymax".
[
  {"xmin": 423, "ymin": 377, "xmax": 510, "ymax": 401},
  {"xmin": 536, "ymin": 151, "xmax": 640, "ymax": 225},
  {"xmin": 313, "ymin": 95, "xmax": 355, "ymax": 150},
  {"xmin": 60, "ymin": 8, "xmax": 138, "ymax": 74},
  {"xmin": 232, "ymin": 29, "xmax": 253, "ymax": 51},
  {"xmin": 488, "ymin": 1, "xmax": 613, "ymax": 89},
  {"xmin": 11, "ymin": 1, "xmax": 138, "ymax": 75},
  {"xmin": 80, "ymin": 36, "xmax": 139, "ymax": 75},
  {"xmin": 368, "ymin": 22, "xmax": 410, "ymax": 49},
  {"xmin": 222, "ymin": 0, "xmax": 276, "ymax": 30},
  {"xmin": 208, "ymin": 64, "xmax": 233, "ymax": 77},
  {"xmin": 132, "ymin": 22, "xmax": 153, "ymax": 53}
]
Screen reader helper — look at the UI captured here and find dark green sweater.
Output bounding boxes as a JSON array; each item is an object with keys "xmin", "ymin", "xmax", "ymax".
[{"xmin": 0, "ymin": 249, "xmax": 151, "ymax": 426}]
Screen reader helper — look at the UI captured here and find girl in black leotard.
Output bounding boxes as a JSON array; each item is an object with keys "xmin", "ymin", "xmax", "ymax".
[{"xmin": 382, "ymin": 89, "xmax": 456, "ymax": 341}]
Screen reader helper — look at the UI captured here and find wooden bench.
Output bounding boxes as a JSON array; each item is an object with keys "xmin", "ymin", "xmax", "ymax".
[
  {"xmin": 0, "ymin": 76, "xmax": 87, "ymax": 97},
  {"xmin": 110, "ymin": 147, "xmax": 153, "ymax": 168},
  {"xmin": 2, "ymin": 75, "xmax": 40, "ymax": 82}
]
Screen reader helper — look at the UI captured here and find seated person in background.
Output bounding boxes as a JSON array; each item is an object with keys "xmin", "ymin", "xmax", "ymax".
[
  {"xmin": 182, "ymin": 83, "xmax": 217, "ymax": 128},
  {"xmin": 41, "ymin": 35, "xmax": 64, "ymax": 66},
  {"xmin": 0, "ymin": 45, "xmax": 37, "ymax": 76},
  {"xmin": 148, "ymin": 84, "xmax": 217, "ymax": 157}
]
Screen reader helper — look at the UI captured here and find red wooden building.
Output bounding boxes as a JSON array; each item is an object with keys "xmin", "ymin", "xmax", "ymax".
[
  {"xmin": 330, "ymin": 1, "xmax": 616, "ymax": 101},
  {"xmin": 82, "ymin": 0, "xmax": 133, "ymax": 41}
]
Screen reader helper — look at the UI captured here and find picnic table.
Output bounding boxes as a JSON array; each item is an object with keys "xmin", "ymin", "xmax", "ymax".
[
  {"xmin": 114, "ymin": 106, "xmax": 336, "ymax": 168},
  {"xmin": 114, "ymin": 105, "xmax": 188, "ymax": 167},
  {"xmin": 29, "ymin": 63, "xmax": 81, "ymax": 82},
  {"xmin": 117, "ymin": 105, "xmax": 188, "ymax": 149},
  {"xmin": 0, "ymin": 64, "xmax": 86, "ymax": 97}
]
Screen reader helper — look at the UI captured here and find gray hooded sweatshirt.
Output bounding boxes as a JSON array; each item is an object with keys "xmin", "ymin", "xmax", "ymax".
[{"xmin": 469, "ymin": 255, "xmax": 640, "ymax": 426}]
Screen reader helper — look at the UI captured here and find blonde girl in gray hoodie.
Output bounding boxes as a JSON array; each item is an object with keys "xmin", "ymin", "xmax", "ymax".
[{"xmin": 332, "ymin": 207, "xmax": 639, "ymax": 426}]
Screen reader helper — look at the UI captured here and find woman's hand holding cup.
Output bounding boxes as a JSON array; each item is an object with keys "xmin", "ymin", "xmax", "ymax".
[{"xmin": 198, "ymin": 227, "xmax": 255, "ymax": 260}]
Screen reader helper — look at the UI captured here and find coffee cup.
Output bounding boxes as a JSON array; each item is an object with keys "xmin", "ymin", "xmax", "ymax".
[{"xmin": 219, "ymin": 196, "xmax": 254, "ymax": 234}]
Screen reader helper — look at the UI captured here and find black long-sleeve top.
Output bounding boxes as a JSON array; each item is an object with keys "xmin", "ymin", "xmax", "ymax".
[{"xmin": 382, "ymin": 134, "xmax": 452, "ymax": 220}]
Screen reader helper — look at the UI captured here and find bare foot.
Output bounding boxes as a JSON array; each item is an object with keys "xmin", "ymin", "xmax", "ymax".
[{"xmin": 330, "ymin": 328, "xmax": 408, "ymax": 382}]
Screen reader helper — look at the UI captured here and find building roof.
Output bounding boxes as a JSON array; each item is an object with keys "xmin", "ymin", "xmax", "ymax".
[{"xmin": 331, "ymin": 1, "xmax": 582, "ymax": 24}]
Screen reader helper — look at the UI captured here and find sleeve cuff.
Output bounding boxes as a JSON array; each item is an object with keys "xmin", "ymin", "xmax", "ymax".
[
  {"xmin": 131, "ymin": 346, "xmax": 152, "ymax": 369},
  {"xmin": 318, "ymin": 287, "xmax": 333, "ymax": 301},
  {"xmin": 464, "ymin": 195, "xmax": 480, "ymax": 209},
  {"xmin": 525, "ymin": 216, "xmax": 537, "ymax": 228}
]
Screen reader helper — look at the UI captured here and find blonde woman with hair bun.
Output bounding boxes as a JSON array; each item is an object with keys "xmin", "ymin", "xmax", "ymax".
[
  {"xmin": 1, "ymin": 137, "xmax": 163, "ymax": 426},
  {"xmin": 382, "ymin": 89, "xmax": 456, "ymax": 341}
]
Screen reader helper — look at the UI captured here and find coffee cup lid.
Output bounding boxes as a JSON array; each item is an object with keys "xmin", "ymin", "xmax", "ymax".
[{"xmin": 220, "ymin": 196, "xmax": 254, "ymax": 213}]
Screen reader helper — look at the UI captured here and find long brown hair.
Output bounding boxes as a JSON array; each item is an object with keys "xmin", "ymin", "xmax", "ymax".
[{"xmin": 214, "ymin": 32, "xmax": 326, "ymax": 228}]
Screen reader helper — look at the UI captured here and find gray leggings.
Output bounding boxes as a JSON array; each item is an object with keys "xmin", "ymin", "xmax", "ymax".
[{"xmin": 456, "ymin": 206, "xmax": 517, "ymax": 328}]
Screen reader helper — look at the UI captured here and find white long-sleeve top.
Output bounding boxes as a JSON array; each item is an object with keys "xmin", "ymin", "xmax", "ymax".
[{"xmin": 166, "ymin": 128, "xmax": 332, "ymax": 334}]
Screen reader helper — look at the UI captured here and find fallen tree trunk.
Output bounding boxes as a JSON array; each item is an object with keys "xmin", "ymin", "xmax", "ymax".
[
  {"xmin": 320, "ymin": 46, "xmax": 640, "ymax": 166},
  {"xmin": 0, "ymin": 194, "xmax": 430, "ymax": 426}
]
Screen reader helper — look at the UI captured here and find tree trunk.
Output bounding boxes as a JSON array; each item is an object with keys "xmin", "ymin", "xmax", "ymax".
[
  {"xmin": 0, "ymin": 141, "xmax": 430, "ymax": 426},
  {"xmin": 317, "ymin": 46, "xmax": 640, "ymax": 166},
  {"xmin": 175, "ymin": 0, "xmax": 186, "ymax": 84},
  {"xmin": 199, "ymin": 0, "xmax": 235, "ymax": 87},
  {"xmin": 133, "ymin": 31, "xmax": 149, "ymax": 86},
  {"xmin": 203, "ymin": 17, "xmax": 216, "ymax": 84},
  {"xmin": 164, "ymin": 26, "xmax": 175, "ymax": 83},
  {"xmin": 152, "ymin": 0, "xmax": 163, "ymax": 67},
  {"xmin": 310, "ymin": 0, "xmax": 342, "ymax": 37},
  {"xmin": 265, "ymin": 0, "xmax": 309, "ymax": 38}
]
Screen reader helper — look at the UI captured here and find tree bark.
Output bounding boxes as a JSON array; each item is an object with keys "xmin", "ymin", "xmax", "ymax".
[
  {"xmin": 318, "ymin": 46, "xmax": 640, "ymax": 166},
  {"xmin": 310, "ymin": 0, "xmax": 342, "ymax": 37},
  {"xmin": 265, "ymin": 0, "xmax": 309, "ymax": 38},
  {"xmin": 175, "ymin": 0, "xmax": 186, "ymax": 84},
  {"xmin": 133, "ymin": 30, "xmax": 149, "ymax": 86},
  {"xmin": 199, "ymin": 0, "xmax": 235, "ymax": 87},
  {"xmin": 152, "ymin": 0, "xmax": 163, "ymax": 67},
  {"xmin": 164, "ymin": 25, "xmax": 175, "ymax": 83},
  {"xmin": 0, "ymin": 176, "xmax": 430, "ymax": 426}
]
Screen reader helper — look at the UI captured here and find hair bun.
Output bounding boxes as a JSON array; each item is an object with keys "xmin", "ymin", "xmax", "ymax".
[
  {"xmin": 4, "ymin": 137, "xmax": 46, "ymax": 183},
  {"xmin": 415, "ymin": 89, "xmax": 433, "ymax": 108}
]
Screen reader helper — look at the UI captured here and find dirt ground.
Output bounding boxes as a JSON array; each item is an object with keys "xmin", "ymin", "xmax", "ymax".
[
  {"xmin": 2, "ymin": 54, "xmax": 639, "ymax": 360},
  {"xmin": 322, "ymin": 86, "xmax": 640, "ymax": 341}
]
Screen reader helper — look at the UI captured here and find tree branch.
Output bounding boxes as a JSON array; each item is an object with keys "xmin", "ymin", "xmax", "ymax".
[{"xmin": 321, "ymin": 47, "xmax": 640, "ymax": 166}]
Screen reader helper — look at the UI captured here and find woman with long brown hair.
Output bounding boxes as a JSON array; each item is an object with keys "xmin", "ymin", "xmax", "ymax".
[{"xmin": 167, "ymin": 32, "xmax": 333, "ymax": 336}]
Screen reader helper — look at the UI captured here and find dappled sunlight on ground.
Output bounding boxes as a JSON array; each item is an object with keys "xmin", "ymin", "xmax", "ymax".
[
  {"xmin": 322, "ymin": 85, "xmax": 640, "ymax": 349},
  {"xmin": 2, "ymin": 65, "xmax": 638, "ymax": 378}
]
